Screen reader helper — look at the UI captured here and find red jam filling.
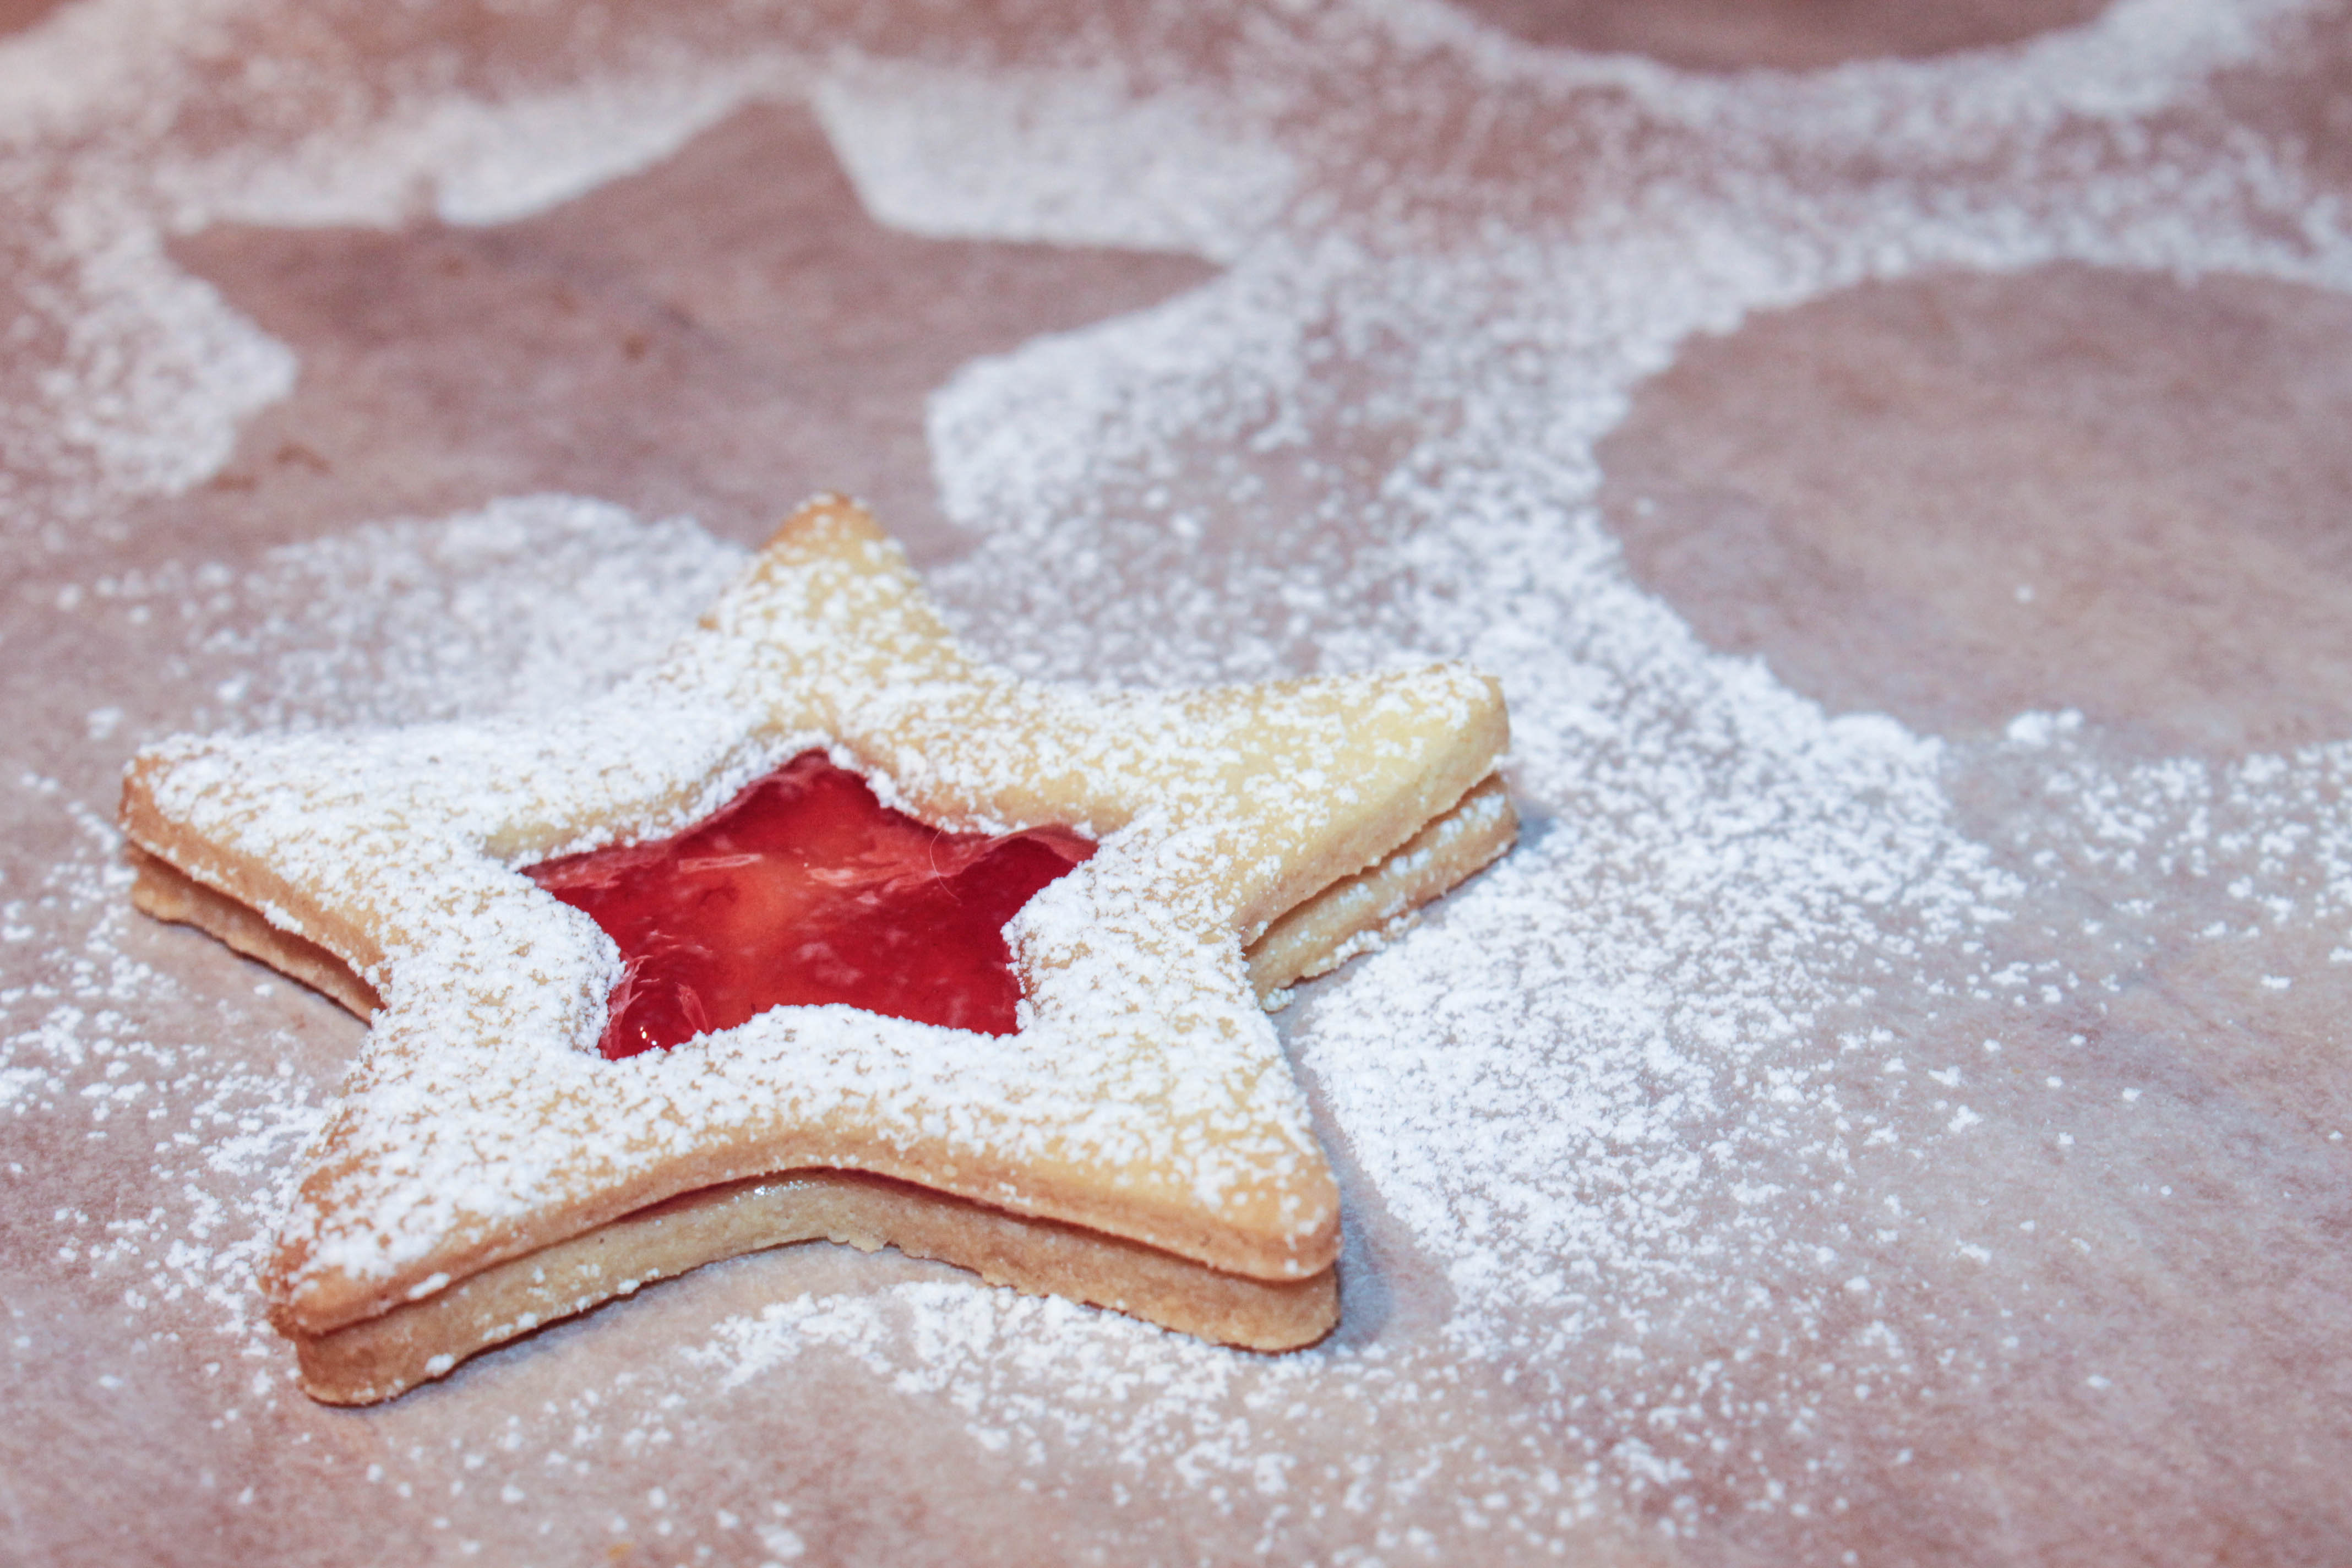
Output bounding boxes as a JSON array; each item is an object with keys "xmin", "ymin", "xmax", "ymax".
[{"xmin": 523, "ymin": 752, "xmax": 1095, "ymax": 1059}]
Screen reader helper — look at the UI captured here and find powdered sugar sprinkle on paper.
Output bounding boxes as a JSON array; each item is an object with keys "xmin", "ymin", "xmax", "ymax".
[{"xmin": 8, "ymin": 0, "xmax": 2352, "ymax": 1559}]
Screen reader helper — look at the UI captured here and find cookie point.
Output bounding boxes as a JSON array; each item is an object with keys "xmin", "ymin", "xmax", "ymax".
[{"xmin": 771, "ymin": 492, "xmax": 889, "ymax": 551}]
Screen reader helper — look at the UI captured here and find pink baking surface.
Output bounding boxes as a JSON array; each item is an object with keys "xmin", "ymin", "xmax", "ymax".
[{"xmin": 5, "ymin": 1, "xmax": 2352, "ymax": 1564}]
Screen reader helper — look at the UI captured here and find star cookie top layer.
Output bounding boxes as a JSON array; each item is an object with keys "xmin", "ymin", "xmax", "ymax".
[{"xmin": 120, "ymin": 498, "xmax": 1509, "ymax": 1340}]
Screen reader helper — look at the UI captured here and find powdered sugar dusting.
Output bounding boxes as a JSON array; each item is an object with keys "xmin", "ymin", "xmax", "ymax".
[
  {"xmin": 9, "ymin": 0, "xmax": 2352, "ymax": 1560},
  {"xmin": 1, "ymin": 779, "xmax": 323, "ymax": 1370},
  {"xmin": 84, "ymin": 495, "xmax": 745, "ymax": 734},
  {"xmin": 815, "ymin": 59, "xmax": 1297, "ymax": 263}
]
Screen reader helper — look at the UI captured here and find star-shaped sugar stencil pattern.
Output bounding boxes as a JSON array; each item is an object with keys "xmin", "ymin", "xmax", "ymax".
[
  {"xmin": 122, "ymin": 499, "xmax": 1505, "ymax": 1335},
  {"xmin": 145, "ymin": 100, "xmax": 1214, "ymax": 562},
  {"xmin": 0, "ymin": 0, "xmax": 63, "ymax": 38}
]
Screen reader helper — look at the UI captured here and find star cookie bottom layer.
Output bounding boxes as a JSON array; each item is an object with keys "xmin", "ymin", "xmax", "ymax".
[{"xmin": 286, "ymin": 1168, "xmax": 1340, "ymax": 1405}]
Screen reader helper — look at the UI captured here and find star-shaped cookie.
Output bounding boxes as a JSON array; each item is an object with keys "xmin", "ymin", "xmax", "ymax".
[{"xmin": 121, "ymin": 498, "xmax": 1513, "ymax": 1401}]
